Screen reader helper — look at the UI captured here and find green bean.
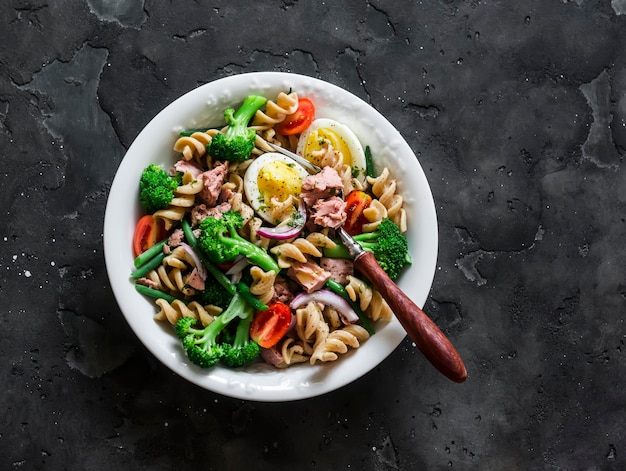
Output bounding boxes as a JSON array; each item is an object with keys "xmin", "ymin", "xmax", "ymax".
[
  {"xmin": 179, "ymin": 128, "xmax": 209, "ymax": 137},
  {"xmin": 237, "ymin": 282, "xmax": 269, "ymax": 311},
  {"xmin": 181, "ymin": 218, "xmax": 197, "ymax": 246},
  {"xmin": 135, "ymin": 284, "xmax": 179, "ymax": 303},
  {"xmin": 134, "ymin": 238, "xmax": 168, "ymax": 268},
  {"xmin": 365, "ymin": 145, "xmax": 375, "ymax": 178},
  {"xmin": 130, "ymin": 252, "xmax": 167, "ymax": 279}
]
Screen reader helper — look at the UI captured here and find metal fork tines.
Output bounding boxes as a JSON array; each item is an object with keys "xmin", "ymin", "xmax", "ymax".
[{"xmin": 267, "ymin": 142, "xmax": 322, "ymax": 174}]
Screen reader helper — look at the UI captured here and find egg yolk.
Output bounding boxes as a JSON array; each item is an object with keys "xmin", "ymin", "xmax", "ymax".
[
  {"xmin": 257, "ymin": 160, "xmax": 303, "ymax": 204},
  {"xmin": 302, "ymin": 128, "xmax": 353, "ymax": 167}
]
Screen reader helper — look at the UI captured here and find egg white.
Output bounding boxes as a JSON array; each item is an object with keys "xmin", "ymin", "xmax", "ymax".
[
  {"xmin": 296, "ymin": 118, "xmax": 367, "ymax": 183},
  {"xmin": 243, "ymin": 152, "xmax": 310, "ymax": 224}
]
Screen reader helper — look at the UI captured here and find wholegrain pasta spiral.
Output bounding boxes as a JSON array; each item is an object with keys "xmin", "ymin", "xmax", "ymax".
[
  {"xmin": 240, "ymin": 215, "xmax": 270, "ymax": 249},
  {"xmin": 313, "ymin": 140, "xmax": 343, "ymax": 169},
  {"xmin": 305, "ymin": 231, "xmax": 337, "ymax": 249},
  {"xmin": 322, "ymin": 306, "xmax": 342, "ymax": 330},
  {"xmin": 277, "ymin": 337, "xmax": 310, "ymax": 367},
  {"xmin": 227, "ymin": 159, "xmax": 255, "ymax": 178},
  {"xmin": 367, "ymin": 290, "xmax": 393, "ymax": 322},
  {"xmin": 345, "ymin": 275, "xmax": 373, "ymax": 311},
  {"xmin": 250, "ymin": 134, "xmax": 277, "ymax": 155},
  {"xmin": 249, "ymin": 266, "xmax": 277, "ymax": 305},
  {"xmin": 154, "ymin": 299, "xmax": 220, "ymax": 327},
  {"xmin": 268, "ymin": 194, "xmax": 298, "ymax": 225},
  {"xmin": 252, "ymin": 91, "xmax": 299, "ymax": 129},
  {"xmin": 270, "ymin": 237, "xmax": 323, "ymax": 268},
  {"xmin": 142, "ymin": 245, "xmax": 201, "ymax": 297},
  {"xmin": 153, "ymin": 265, "xmax": 191, "ymax": 296},
  {"xmin": 345, "ymin": 275, "xmax": 393, "ymax": 322},
  {"xmin": 295, "ymin": 301, "xmax": 329, "ymax": 354},
  {"xmin": 309, "ymin": 324, "xmax": 370, "ymax": 364},
  {"xmin": 173, "ymin": 129, "xmax": 219, "ymax": 164},
  {"xmin": 224, "ymin": 173, "xmax": 245, "ymax": 194},
  {"xmin": 162, "ymin": 246, "xmax": 192, "ymax": 268},
  {"xmin": 366, "ymin": 167, "xmax": 407, "ymax": 232},
  {"xmin": 361, "ymin": 199, "xmax": 388, "ymax": 233}
]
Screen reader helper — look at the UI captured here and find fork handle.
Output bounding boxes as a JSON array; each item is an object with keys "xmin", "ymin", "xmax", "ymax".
[{"xmin": 354, "ymin": 252, "xmax": 467, "ymax": 383}]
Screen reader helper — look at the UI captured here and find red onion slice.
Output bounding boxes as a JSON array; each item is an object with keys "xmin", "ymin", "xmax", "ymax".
[
  {"xmin": 290, "ymin": 289, "xmax": 359, "ymax": 324},
  {"xmin": 225, "ymin": 255, "xmax": 249, "ymax": 275},
  {"xmin": 180, "ymin": 242, "xmax": 207, "ymax": 280},
  {"xmin": 256, "ymin": 200, "xmax": 307, "ymax": 240}
]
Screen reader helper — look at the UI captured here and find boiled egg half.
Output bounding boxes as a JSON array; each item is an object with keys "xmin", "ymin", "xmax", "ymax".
[
  {"xmin": 244, "ymin": 152, "xmax": 310, "ymax": 224},
  {"xmin": 296, "ymin": 118, "xmax": 367, "ymax": 184}
]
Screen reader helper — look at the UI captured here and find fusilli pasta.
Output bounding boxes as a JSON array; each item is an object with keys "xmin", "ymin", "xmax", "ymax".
[
  {"xmin": 310, "ymin": 324, "xmax": 370, "ymax": 364},
  {"xmin": 252, "ymin": 91, "xmax": 299, "ymax": 129},
  {"xmin": 345, "ymin": 275, "xmax": 393, "ymax": 322},
  {"xmin": 173, "ymin": 129, "xmax": 219, "ymax": 164},
  {"xmin": 154, "ymin": 299, "xmax": 220, "ymax": 327},
  {"xmin": 249, "ymin": 266, "xmax": 277, "ymax": 305},
  {"xmin": 367, "ymin": 167, "xmax": 407, "ymax": 232},
  {"xmin": 270, "ymin": 237, "xmax": 323, "ymax": 268},
  {"xmin": 295, "ymin": 301, "xmax": 329, "ymax": 354},
  {"xmin": 277, "ymin": 337, "xmax": 309, "ymax": 367}
]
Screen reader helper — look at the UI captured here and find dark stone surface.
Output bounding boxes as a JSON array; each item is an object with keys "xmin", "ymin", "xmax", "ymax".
[{"xmin": 2, "ymin": 1, "xmax": 625, "ymax": 469}]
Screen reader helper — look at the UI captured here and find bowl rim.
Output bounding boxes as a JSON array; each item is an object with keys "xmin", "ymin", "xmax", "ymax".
[{"xmin": 104, "ymin": 71, "xmax": 438, "ymax": 401}]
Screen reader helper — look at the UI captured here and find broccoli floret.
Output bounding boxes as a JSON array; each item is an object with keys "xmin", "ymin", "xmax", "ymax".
[
  {"xmin": 175, "ymin": 291, "xmax": 254, "ymax": 368},
  {"xmin": 197, "ymin": 210, "xmax": 280, "ymax": 273},
  {"xmin": 207, "ymin": 95, "xmax": 268, "ymax": 162},
  {"xmin": 139, "ymin": 164, "xmax": 182, "ymax": 213},
  {"xmin": 221, "ymin": 312, "xmax": 260, "ymax": 368},
  {"xmin": 325, "ymin": 218, "xmax": 412, "ymax": 280},
  {"xmin": 196, "ymin": 281, "xmax": 234, "ymax": 310}
]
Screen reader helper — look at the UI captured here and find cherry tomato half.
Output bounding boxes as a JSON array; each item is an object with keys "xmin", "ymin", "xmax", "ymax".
[
  {"xmin": 343, "ymin": 190, "xmax": 372, "ymax": 236},
  {"xmin": 250, "ymin": 302, "xmax": 294, "ymax": 348},
  {"xmin": 275, "ymin": 97, "xmax": 315, "ymax": 135},
  {"xmin": 133, "ymin": 215, "xmax": 167, "ymax": 257}
]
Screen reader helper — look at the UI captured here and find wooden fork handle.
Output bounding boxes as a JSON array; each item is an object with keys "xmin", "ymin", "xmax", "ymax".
[{"xmin": 354, "ymin": 252, "xmax": 467, "ymax": 383}]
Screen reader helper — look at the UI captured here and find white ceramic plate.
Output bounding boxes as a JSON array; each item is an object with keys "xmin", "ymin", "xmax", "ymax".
[{"xmin": 104, "ymin": 72, "xmax": 438, "ymax": 402}]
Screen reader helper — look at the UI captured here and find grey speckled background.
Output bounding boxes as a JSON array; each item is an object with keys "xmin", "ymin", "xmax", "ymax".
[{"xmin": 2, "ymin": 1, "xmax": 626, "ymax": 469}]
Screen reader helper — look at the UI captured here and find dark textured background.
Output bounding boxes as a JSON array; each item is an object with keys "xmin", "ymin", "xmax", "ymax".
[{"xmin": 2, "ymin": 1, "xmax": 625, "ymax": 469}]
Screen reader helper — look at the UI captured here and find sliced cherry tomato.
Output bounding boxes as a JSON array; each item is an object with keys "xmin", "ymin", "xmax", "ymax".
[
  {"xmin": 343, "ymin": 190, "xmax": 372, "ymax": 236},
  {"xmin": 133, "ymin": 215, "xmax": 167, "ymax": 257},
  {"xmin": 275, "ymin": 97, "xmax": 315, "ymax": 135},
  {"xmin": 250, "ymin": 302, "xmax": 294, "ymax": 348}
]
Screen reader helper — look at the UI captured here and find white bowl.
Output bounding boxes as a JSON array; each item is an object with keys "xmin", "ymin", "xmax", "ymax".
[{"xmin": 104, "ymin": 72, "xmax": 438, "ymax": 401}]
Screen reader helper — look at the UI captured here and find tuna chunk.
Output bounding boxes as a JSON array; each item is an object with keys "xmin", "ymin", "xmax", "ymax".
[
  {"xmin": 300, "ymin": 166, "xmax": 343, "ymax": 207},
  {"xmin": 186, "ymin": 268, "xmax": 205, "ymax": 291},
  {"xmin": 197, "ymin": 162, "xmax": 228, "ymax": 206},
  {"xmin": 300, "ymin": 167, "xmax": 347, "ymax": 229},
  {"xmin": 287, "ymin": 261, "xmax": 331, "ymax": 293},
  {"xmin": 173, "ymin": 159, "xmax": 204, "ymax": 179},
  {"xmin": 320, "ymin": 257, "xmax": 353, "ymax": 285},
  {"xmin": 270, "ymin": 276, "xmax": 296, "ymax": 305},
  {"xmin": 136, "ymin": 277, "xmax": 160, "ymax": 290},
  {"xmin": 218, "ymin": 186, "xmax": 235, "ymax": 204},
  {"xmin": 311, "ymin": 196, "xmax": 346, "ymax": 229},
  {"xmin": 190, "ymin": 202, "xmax": 232, "ymax": 226},
  {"xmin": 168, "ymin": 228, "xmax": 185, "ymax": 247}
]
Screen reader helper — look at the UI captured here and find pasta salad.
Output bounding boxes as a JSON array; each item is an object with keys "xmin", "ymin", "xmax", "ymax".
[{"xmin": 130, "ymin": 90, "xmax": 410, "ymax": 370}]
